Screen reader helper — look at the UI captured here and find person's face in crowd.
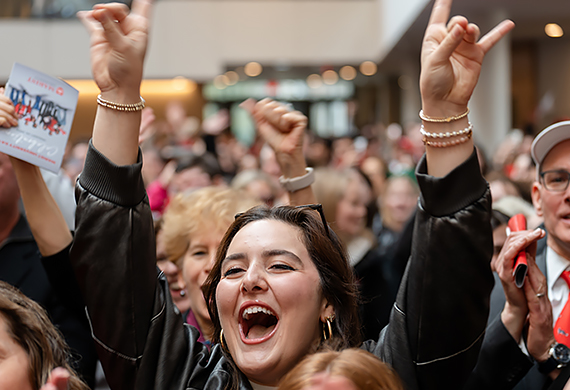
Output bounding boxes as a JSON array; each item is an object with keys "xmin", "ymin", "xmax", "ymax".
[
  {"xmin": 141, "ymin": 149, "xmax": 166, "ymax": 186},
  {"xmin": 335, "ymin": 175, "xmax": 371, "ymax": 238},
  {"xmin": 300, "ymin": 373, "xmax": 359, "ymax": 390},
  {"xmin": 361, "ymin": 157, "xmax": 387, "ymax": 199},
  {"xmin": 382, "ymin": 177, "xmax": 418, "ymax": 232},
  {"xmin": 492, "ymin": 223, "xmax": 508, "ymax": 264},
  {"xmin": 181, "ymin": 226, "xmax": 225, "ymax": 333},
  {"xmin": 260, "ymin": 147, "xmax": 282, "ymax": 179},
  {"xmin": 156, "ymin": 231, "xmax": 191, "ymax": 313},
  {"xmin": 171, "ymin": 167, "xmax": 211, "ymax": 194},
  {"xmin": 0, "ymin": 315, "xmax": 33, "ymax": 390},
  {"xmin": 246, "ymin": 180, "xmax": 275, "ymax": 207},
  {"xmin": 532, "ymin": 140, "xmax": 570, "ymax": 258},
  {"xmin": 488, "ymin": 179, "xmax": 518, "ymax": 203},
  {"xmin": 0, "ymin": 153, "xmax": 19, "ymax": 213},
  {"xmin": 216, "ymin": 220, "xmax": 331, "ymax": 386}
]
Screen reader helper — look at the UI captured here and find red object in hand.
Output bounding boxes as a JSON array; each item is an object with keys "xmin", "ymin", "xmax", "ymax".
[{"xmin": 507, "ymin": 214, "xmax": 528, "ymax": 288}]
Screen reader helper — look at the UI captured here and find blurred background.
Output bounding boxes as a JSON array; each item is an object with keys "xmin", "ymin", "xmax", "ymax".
[{"xmin": 0, "ymin": 0, "xmax": 567, "ymax": 161}]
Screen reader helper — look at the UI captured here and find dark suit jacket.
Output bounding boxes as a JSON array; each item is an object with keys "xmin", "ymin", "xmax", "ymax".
[
  {"xmin": 464, "ymin": 236, "xmax": 556, "ymax": 390},
  {"xmin": 0, "ymin": 215, "xmax": 97, "ymax": 387}
]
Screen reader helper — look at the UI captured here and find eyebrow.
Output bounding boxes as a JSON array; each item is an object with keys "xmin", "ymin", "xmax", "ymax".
[
  {"xmin": 222, "ymin": 249, "xmax": 303, "ymax": 265},
  {"xmin": 263, "ymin": 249, "xmax": 303, "ymax": 265}
]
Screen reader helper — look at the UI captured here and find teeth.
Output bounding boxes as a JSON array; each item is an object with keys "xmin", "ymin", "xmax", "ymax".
[{"xmin": 242, "ymin": 306, "xmax": 275, "ymax": 320}]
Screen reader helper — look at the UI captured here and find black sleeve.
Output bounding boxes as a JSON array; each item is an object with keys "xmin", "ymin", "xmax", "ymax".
[{"xmin": 463, "ymin": 317, "xmax": 533, "ymax": 390}]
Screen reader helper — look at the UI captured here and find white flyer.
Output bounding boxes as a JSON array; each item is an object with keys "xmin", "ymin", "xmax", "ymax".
[{"xmin": 0, "ymin": 63, "xmax": 79, "ymax": 173}]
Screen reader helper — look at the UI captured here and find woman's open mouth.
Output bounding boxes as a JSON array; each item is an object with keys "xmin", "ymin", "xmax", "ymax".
[{"xmin": 239, "ymin": 305, "xmax": 279, "ymax": 344}]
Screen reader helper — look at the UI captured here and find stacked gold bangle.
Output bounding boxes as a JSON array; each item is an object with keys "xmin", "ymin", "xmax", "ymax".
[
  {"xmin": 419, "ymin": 108, "xmax": 472, "ymax": 148},
  {"xmin": 97, "ymin": 94, "xmax": 146, "ymax": 112},
  {"xmin": 419, "ymin": 108, "xmax": 469, "ymax": 123}
]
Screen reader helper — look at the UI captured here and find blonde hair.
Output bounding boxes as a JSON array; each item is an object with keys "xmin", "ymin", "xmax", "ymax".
[
  {"xmin": 312, "ymin": 168, "xmax": 351, "ymax": 234},
  {"xmin": 278, "ymin": 348, "xmax": 403, "ymax": 390},
  {"xmin": 161, "ymin": 187, "xmax": 259, "ymax": 264}
]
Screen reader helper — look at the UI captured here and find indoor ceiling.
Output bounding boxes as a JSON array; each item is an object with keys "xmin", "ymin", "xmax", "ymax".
[{"xmin": 379, "ymin": 0, "xmax": 570, "ymax": 72}]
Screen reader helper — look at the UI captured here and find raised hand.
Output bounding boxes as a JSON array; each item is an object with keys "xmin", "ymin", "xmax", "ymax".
[
  {"xmin": 0, "ymin": 89, "xmax": 19, "ymax": 128},
  {"xmin": 241, "ymin": 98, "xmax": 307, "ymax": 178},
  {"xmin": 420, "ymin": 0, "xmax": 514, "ymax": 115},
  {"xmin": 241, "ymin": 98, "xmax": 316, "ymax": 205},
  {"xmin": 77, "ymin": 0, "xmax": 152, "ymax": 98}
]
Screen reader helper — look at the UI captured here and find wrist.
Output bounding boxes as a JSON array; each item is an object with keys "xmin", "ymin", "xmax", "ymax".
[
  {"xmin": 421, "ymin": 101, "xmax": 468, "ymax": 119},
  {"xmin": 99, "ymin": 89, "xmax": 142, "ymax": 105},
  {"xmin": 537, "ymin": 342, "xmax": 570, "ymax": 375},
  {"xmin": 279, "ymin": 167, "xmax": 314, "ymax": 192},
  {"xmin": 501, "ymin": 304, "xmax": 527, "ymax": 342},
  {"xmin": 276, "ymin": 153, "xmax": 308, "ymax": 178}
]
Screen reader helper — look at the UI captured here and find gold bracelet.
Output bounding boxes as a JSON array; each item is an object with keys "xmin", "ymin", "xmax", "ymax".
[
  {"xmin": 419, "ymin": 108, "xmax": 469, "ymax": 123},
  {"xmin": 423, "ymin": 132, "xmax": 472, "ymax": 148},
  {"xmin": 97, "ymin": 94, "xmax": 146, "ymax": 112}
]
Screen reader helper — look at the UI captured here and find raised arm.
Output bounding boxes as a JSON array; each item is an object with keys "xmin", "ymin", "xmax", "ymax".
[
  {"xmin": 77, "ymin": 0, "xmax": 152, "ymax": 164},
  {"xmin": 241, "ymin": 98, "xmax": 317, "ymax": 206},
  {"xmin": 368, "ymin": 1, "xmax": 515, "ymax": 389},
  {"xmin": 0, "ymin": 92, "xmax": 71, "ymax": 256},
  {"xmin": 420, "ymin": 0, "xmax": 514, "ymax": 176}
]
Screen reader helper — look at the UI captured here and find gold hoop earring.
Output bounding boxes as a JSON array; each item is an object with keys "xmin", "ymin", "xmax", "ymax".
[
  {"xmin": 220, "ymin": 329, "xmax": 228, "ymax": 352},
  {"xmin": 322, "ymin": 315, "xmax": 335, "ymax": 340}
]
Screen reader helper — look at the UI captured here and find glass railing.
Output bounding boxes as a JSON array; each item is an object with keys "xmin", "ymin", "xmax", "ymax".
[{"xmin": 0, "ymin": 0, "xmax": 131, "ymax": 19}]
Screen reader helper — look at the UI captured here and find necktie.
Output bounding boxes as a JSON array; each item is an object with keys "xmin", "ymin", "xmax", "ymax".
[{"xmin": 554, "ymin": 270, "xmax": 570, "ymax": 345}]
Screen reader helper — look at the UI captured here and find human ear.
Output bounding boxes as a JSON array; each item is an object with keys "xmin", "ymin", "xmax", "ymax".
[
  {"xmin": 531, "ymin": 182, "xmax": 543, "ymax": 217},
  {"xmin": 319, "ymin": 299, "xmax": 335, "ymax": 322}
]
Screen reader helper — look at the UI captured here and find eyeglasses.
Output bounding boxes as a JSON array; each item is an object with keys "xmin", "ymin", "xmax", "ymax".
[
  {"xmin": 235, "ymin": 204, "xmax": 330, "ymax": 239},
  {"xmin": 540, "ymin": 169, "xmax": 570, "ymax": 192},
  {"xmin": 295, "ymin": 204, "xmax": 330, "ymax": 239}
]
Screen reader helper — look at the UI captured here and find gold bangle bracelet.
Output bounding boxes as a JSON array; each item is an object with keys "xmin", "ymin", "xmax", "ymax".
[
  {"xmin": 423, "ymin": 131, "xmax": 472, "ymax": 148},
  {"xmin": 419, "ymin": 108, "xmax": 469, "ymax": 123},
  {"xmin": 97, "ymin": 94, "xmax": 146, "ymax": 112}
]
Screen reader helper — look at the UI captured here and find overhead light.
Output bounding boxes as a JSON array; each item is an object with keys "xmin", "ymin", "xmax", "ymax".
[
  {"xmin": 306, "ymin": 74, "xmax": 323, "ymax": 89},
  {"xmin": 213, "ymin": 75, "xmax": 229, "ymax": 89},
  {"xmin": 244, "ymin": 62, "xmax": 263, "ymax": 77},
  {"xmin": 67, "ymin": 79, "xmax": 198, "ymax": 95},
  {"xmin": 339, "ymin": 66, "xmax": 357, "ymax": 81},
  {"xmin": 322, "ymin": 70, "xmax": 339, "ymax": 85},
  {"xmin": 360, "ymin": 61, "xmax": 377, "ymax": 76},
  {"xmin": 545, "ymin": 23, "xmax": 564, "ymax": 38},
  {"xmin": 171, "ymin": 76, "xmax": 197, "ymax": 92},
  {"xmin": 225, "ymin": 71, "xmax": 239, "ymax": 85}
]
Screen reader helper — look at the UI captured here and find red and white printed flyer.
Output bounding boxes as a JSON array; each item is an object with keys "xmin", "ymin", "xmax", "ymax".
[{"xmin": 0, "ymin": 63, "xmax": 79, "ymax": 173}]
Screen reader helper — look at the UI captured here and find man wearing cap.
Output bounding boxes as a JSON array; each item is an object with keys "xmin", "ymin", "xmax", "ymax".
[{"xmin": 464, "ymin": 121, "xmax": 570, "ymax": 390}]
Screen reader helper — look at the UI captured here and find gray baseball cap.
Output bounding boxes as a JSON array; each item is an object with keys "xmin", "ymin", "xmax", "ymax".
[{"xmin": 531, "ymin": 120, "xmax": 570, "ymax": 172}]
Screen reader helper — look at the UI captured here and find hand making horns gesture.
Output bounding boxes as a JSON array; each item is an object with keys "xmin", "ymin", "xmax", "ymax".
[{"xmin": 420, "ymin": 0, "xmax": 515, "ymax": 116}]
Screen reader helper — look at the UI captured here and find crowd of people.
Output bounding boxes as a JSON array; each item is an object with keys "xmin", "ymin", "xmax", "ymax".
[{"xmin": 1, "ymin": 0, "xmax": 570, "ymax": 389}]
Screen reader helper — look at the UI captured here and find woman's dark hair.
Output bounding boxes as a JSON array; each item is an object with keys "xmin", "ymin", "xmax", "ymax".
[
  {"xmin": 202, "ymin": 205, "xmax": 361, "ymax": 383},
  {"xmin": 0, "ymin": 281, "xmax": 89, "ymax": 390}
]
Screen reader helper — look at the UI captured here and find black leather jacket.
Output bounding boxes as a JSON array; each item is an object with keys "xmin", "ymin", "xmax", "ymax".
[{"xmin": 70, "ymin": 143, "xmax": 493, "ymax": 390}]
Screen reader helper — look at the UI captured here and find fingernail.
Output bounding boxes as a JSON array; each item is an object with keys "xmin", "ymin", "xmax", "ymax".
[{"xmin": 453, "ymin": 25, "xmax": 464, "ymax": 38}]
